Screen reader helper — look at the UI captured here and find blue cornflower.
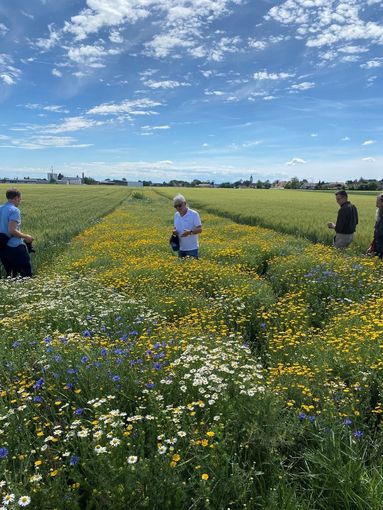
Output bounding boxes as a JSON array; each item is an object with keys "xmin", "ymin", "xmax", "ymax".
[
  {"xmin": 343, "ymin": 418, "xmax": 352, "ymax": 426},
  {"xmin": 260, "ymin": 323, "xmax": 267, "ymax": 329},
  {"xmin": 309, "ymin": 416, "xmax": 315, "ymax": 423},
  {"xmin": 33, "ymin": 377, "xmax": 44, "ymax": 389},
  {"xmin": 82, "ymin": 330, "xmax": 91, "ymax": 338},
  {"xmin": 74, "ymin": 408, "xmax": 84, "ymax": 415},
  {"xmin": 112, "ymin": 375, "xmax": 121, "ymax": 382},
  {"xmin": 69, "ymin": 455, "xmax": 80, "ymax": 466},
  {"xmin": 153, "ymin": 342, "xmax": 161, "ymax": 350},
  {"xmin": 153, "ymin": 362, "xmax": 162, "ymax": 370},
  {"xmin": 354, "ymin": 430, "xmax": 363, "ymax": 439},
  {"xmin": 33, "ymin": 396, "xmax": 43, "ymax": 402},
  {"xmin": 0, "ymin": 447, "xmax": 8, "ymax": 459},
  {"xmin": 298, "ymin": 413, "xmax": 307, "ymax": 420},
  {"xmin": 12, "ymin": 341, "xmax": 20, "ymax": 348},
  {"xmin": 44, "ymin": 336, "xmax": 52, "ymax": 343},
  {"xmin": 130, "ymin": 330, "xmax": 138, "ymax": 336},
  {"xmin": 81, "ymin": 356, "xmax": 89, "ymax": 363},
  {"xmin": 67, "ymin": 368, "xmax": 78, "ymax": 374},
  {"xmin": 100, "ymin": 348, "xmax": 108, "ymax": 356},
  {"xmin": 146, "ymin": 383, "xmax": 155, "ymax": 389}
]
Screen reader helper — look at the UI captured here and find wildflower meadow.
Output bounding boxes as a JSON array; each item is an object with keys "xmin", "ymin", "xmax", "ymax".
[{"xmin": 1, "ymin": 188, "xmax": 383, "ymax": 509}]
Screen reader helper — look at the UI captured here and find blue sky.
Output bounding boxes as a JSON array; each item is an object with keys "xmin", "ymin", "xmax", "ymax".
[{"xmin": 0, "ymin": 0, "xmax": 382, "ymax": 183}]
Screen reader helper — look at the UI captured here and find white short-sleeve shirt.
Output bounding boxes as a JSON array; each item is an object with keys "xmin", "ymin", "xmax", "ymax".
[{"xmin": 174, "ymin": 208, "xmax": 201, "ymax": 251}]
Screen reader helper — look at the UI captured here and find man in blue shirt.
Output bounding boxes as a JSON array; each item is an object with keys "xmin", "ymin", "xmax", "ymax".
[{"xmin": 0, "ymin": 188, "xmax": 34, "ymax": 277}]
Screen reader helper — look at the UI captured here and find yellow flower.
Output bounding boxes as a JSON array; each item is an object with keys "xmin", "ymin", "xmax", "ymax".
[{"xmin": 201, "ymin": 473, "xmax": 209, "ymax": 480}]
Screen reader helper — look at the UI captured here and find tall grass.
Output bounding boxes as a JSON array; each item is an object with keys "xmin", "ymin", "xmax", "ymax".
[{"xmin": 0, "ymin": 184, "xmax": 130, "ymax": 272}]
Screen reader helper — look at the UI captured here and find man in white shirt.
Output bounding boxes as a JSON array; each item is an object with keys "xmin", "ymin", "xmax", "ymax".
[{"xmin": 173, "ymin": 194, "xmax": 202, "ymax": 259}]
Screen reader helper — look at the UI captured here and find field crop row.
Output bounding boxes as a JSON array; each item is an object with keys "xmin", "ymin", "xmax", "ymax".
[
  {"xmin": 157, "ymin": 188, "xmax": 379, "ymax": 253},
  {"xmin": 1, "ymin": 190, "xmax": 383, "ymax": 508}
]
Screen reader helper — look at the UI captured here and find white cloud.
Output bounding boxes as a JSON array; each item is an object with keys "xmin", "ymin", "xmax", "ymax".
[
  {"xmin": 342, "ymin": 136, "xmax": 350, "ymax": 141},
  {"xmin": 286, "ymin": 157, "xmax": 306, "ymax": 166},
  {"xmin": 204, "ymin": 89, "xmax": 225, "ymax": 96},
  {"xmin": 207, "ymin": 36, "xmax": 242, "ymax": 62},
  {"xmin": 362, "ymin": 157, "xmax": 376, "ymax": 162},
  {"xmin": 141, "ymin": 125, "xmax": 170, "ymax": 132},
  {"xmin": 87, "ymin": 98, "xmax": 162, "ymax": 116},
  {"xmin": 254, "ymin": 71, "xmax": 294, "ymax": 80},
  {"xmin": 1, "ymin": 135, "xmax": 93, "ymax": 150},
  {"xmin": 145, "ymin": 31, "xmax": 196, "ymax": 58},
  {"xmin": 109, "ymin": 30, "xmax": 123, "ymax": 44},
  {"xmin": 362, "ymin": 140, "xmax": 375, "ymax": 145},
  {"xmin": 0, "ymin": 23, "xmax": 9, "ymax": 37},
  {"xmin": 0, "ymin": 54, "xmax": 22, "ymax": 86},
  {"xmin": 52, "ymin": 68, "xmax": 63, "ymax": 77},
  {"xmin": 24, "ymin": 103, "xmax": 68, "ymax": 113},
  {"xmin": 1, "ymin": 74, "xmax": 15, "ymax": 85},
  {"xmin": 248, "ymin": 39, "xmax": 267, "ymax": 50},
  {"xmin": 360, "ymin": 59, "xmax": 383, "ymax": 69},
  {"xmin": 291, "ymin": 81, "xmax": 315, "ymax": 91},
  {"xmin": 266, "ymin": 0, "xmax": 383, "ymax": 55},
  {"xmin": 67, "ymin": 44, "xmax": 121, "ymax": 68},
  {"xmin": 43, "ymin": 116, "xmax": 100, "ymax": 133},
  {"xmin": 143, "ymin": 79, "xmax": 190, "ymax": 89},
  {"xmin": 35, "ymin": 24, "xmax": 61, "ymax": 51}
]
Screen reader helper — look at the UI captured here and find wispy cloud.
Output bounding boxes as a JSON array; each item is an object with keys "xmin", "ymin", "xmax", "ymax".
[
  {"xmin": 143, "ymin": 79, "xmax": 190, "ymax": 89},
  {"xmin": 87, "ymin": 98, "xmax": 162, "ymax": 116},
  {"xmin": 254, "ymin": 71, "xmax": 294, "ymax": 80},
  {"xmin": 286, "ymin": 157, "xmax": 306, "ymax": 166}
]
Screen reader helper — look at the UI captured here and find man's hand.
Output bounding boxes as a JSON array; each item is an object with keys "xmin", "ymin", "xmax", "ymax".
[
  {"xmin": 24, "ymin": 235, "xmax": 34, "ymax": 244},
  {"xmin": 181, "ymin": 230, "xmax": 192, "ymax": 237},
  {"xmin": 327, "ymin": 222, "xmax": 335, "ymax": 229}
]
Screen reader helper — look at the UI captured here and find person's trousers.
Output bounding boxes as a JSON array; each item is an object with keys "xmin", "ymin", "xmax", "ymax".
[
  {"xmin": 333, "ymin": 233, "xmax": 354, "ymax": 249},
  {"xmin": 0, "ymin": 244, "xmax": 32, "ymax": 277}
]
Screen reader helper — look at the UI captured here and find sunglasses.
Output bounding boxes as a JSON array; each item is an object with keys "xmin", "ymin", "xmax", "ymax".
[{"xmin": 174, "ymin": 203, "xmax": 183, "ymax": 208}]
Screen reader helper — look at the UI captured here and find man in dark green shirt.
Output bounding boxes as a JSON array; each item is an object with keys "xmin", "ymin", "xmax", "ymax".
[{"xmin": 327, "ymin": 190, "xmax": 358, "ymax": 249}]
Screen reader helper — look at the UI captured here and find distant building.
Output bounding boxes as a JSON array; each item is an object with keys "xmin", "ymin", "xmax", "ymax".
[
  {"xmin": 272, "ymin": 181, "xmax": 287, "ymax": 189},
  {"xmin": 58, "ymin": 176, "xmax": 82, "ymax": 185},
  {"xmin": 47, "ymin": 172, "xmax": 58, "ymax": 182}
]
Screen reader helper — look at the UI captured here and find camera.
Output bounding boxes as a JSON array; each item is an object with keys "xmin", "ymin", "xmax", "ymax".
[{"xmin": 25, "ymin": 242, "xmax": 35, "ymax": 253}]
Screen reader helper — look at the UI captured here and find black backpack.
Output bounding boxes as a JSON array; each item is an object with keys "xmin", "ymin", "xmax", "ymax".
[{"xmin": 169, "ymin": 233, "xmax": 180, "ymax": 252}]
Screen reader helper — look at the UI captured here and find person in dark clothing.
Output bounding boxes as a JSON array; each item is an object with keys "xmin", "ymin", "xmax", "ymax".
[
  {"xmin": 366, "ymin": 194, "xmax": 383, "ymax": 258},
  {"xmin": 327, "ymin": 190, "xmax": 358, "ymax": 249},
  {"xmin": 0, "ymin": 188, "xmax": 34, "ymax": 278}
]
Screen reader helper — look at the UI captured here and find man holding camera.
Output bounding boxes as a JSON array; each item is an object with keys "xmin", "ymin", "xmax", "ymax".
[{"xmin": 0, "ymin": 188, "xmax": 34, "ymax": 277}]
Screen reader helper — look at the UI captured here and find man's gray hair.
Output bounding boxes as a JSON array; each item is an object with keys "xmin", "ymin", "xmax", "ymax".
[{"xmin": 173, "ymin": 194, "xmax": 186, "ymax": 205}]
